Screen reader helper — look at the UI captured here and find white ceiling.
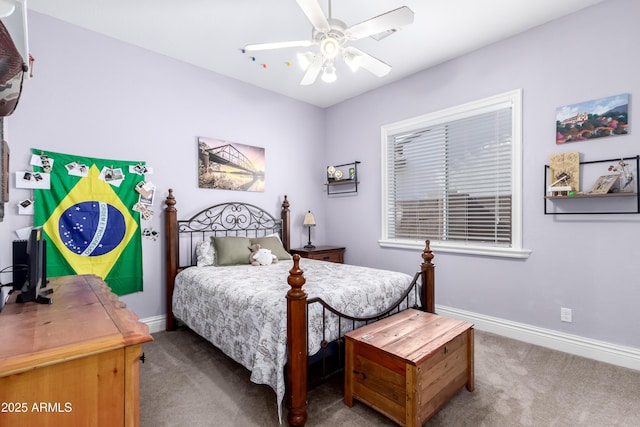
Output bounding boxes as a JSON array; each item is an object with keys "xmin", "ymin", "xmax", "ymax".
[{"xmin": 27, "ymin": 0, "xmax": 605, "ymax": 108}]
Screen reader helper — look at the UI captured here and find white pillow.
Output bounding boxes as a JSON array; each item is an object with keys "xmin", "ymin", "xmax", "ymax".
[{"xmin": 195, "ymin": 240, "xmax": 215, "ymax": 267}]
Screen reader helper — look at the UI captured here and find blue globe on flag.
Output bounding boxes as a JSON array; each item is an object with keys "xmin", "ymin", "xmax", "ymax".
[{"xmin": 59, "ymin": 201, "xmax": 126, "ymax": 256}]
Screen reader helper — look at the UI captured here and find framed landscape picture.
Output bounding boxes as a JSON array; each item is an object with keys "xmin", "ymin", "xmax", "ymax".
[
  {"xmin": 556, "ymin": 94, "xmax": 629, "ymax": 144},
  {"xmin": 198, "ymin": 136, "xmax": 265, "ymax": 192}
]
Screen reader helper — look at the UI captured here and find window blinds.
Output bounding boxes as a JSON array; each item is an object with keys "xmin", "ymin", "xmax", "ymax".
[{"xmin": 385, "ymin": 104, "xmax": 513, "ymax": 245}]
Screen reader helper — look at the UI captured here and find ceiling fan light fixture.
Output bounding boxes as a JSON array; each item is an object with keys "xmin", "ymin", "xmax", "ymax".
[
  {"xmin": 320, "ymin": 37, "xmax": 340, "ymax": 59},
  {"xmin": 296, "ymin": 51, "xmax": 316, "ymax": 71},
  {"xmin": 343, "ymin": 51, "xmax": 362, "ymax": 72},
  {"xmin": 321, "ymin": 63, "xmax": 337, "ymax": 83}
]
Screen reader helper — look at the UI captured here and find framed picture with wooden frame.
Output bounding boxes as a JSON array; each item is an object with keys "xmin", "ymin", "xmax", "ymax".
[{"xmin": 590, "ymin": 174, "xmax": 619, "ymax": 194}]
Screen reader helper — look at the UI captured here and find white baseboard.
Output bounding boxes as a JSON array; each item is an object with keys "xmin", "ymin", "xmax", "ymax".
[
  {"xmin": 141, "ymin": 314, "xmax": 166, "ymax": 334},
  {"xmin": 141, "ymin": 309, "xmax": 640, "ymax": 371},
  {"xmin": 436, "ymin": 305, "xmax": 640, "ymax": 371}
]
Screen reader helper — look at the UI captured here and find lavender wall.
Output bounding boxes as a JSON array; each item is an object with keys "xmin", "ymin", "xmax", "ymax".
[
  {"xmin": 1, "ymin": 12, "xmax": 326, "ymax": 319},
  {"xmin": 323, "ymin": 0, "xmax": 640, "ymax": 349},
  {"xmin": 2, "ymin": 1, "xmax": 638, "ymax": 352}
]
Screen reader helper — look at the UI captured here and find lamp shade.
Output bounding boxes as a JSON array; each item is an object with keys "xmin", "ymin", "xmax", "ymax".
[{"xmin": 303, "ymin": 211, "xmax": 316, "ymax": 226}]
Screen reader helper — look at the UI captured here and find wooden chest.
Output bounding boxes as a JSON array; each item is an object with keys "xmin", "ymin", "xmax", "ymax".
[{"xmin": 344, "ymin": 309, "xmax": 474, "ymax": 427}]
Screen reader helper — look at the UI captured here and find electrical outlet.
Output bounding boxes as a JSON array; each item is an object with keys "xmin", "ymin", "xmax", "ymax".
[{"xmin": 560, "ymin": 307, "xmax": 572, "ymax": 323}]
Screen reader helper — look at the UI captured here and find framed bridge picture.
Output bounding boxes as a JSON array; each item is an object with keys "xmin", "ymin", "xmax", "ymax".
[{"xmin": 197, "ymin": 136, "xmax": 265, "ymax": 192}]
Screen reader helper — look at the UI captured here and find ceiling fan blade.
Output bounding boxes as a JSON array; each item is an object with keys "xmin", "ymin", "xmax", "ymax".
[
  {"xmin": 244, "ymin": 40, "xmax": 314, "ymax": 52},
  {"xmin": 296, "ymin": 0, "xmax": 331, "ymax": 32},
  {"xmin": 343, "ymin": 47, "xmax": 391, "ymax": 77},
  {"xmin": 300, "ymin": 55, "xmax": 323, "ymax": 85},
  {"xmin": 346, "ymin": 6, "xmax": 414, "ymax": 40}
]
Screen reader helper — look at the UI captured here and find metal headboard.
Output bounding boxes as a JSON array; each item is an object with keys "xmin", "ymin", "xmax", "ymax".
[{"xmin": 177, "ymin": 202, "xmax": 283, "ymax": 268}]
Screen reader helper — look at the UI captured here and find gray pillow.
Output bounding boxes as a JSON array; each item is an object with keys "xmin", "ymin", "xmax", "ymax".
[
  {"xmin": 212, "ymin": 236, "xmax": 251, "ymax": 266},
  {"xmin": 250, "ymin": 235, "xmax": 292, "ymax": 260}
]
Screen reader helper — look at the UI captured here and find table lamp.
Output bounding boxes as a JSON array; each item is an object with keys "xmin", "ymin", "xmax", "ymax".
[{"xmin": 303, "ymin": 211, "xmax": 316, "ymax": 249}]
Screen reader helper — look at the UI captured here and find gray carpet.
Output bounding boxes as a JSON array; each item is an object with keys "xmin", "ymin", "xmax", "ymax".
[{"xmin": 140, "ymin": 327, "xmax": 640, "ymax": 426}]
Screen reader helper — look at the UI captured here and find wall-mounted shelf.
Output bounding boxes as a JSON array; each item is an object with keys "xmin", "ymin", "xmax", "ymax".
[
  {"xmin": 544, "ymin": 155, "xmax": 639, "ymax": 214},
  {"xmin": 545, "ymin": 192, "xmax": 636, "ymax": 200},
  {"xmin": 326, "ymin": 161, "xmax": 360, "ymax": 195}
]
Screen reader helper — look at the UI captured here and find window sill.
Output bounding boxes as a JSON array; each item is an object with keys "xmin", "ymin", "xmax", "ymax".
[{"xmin": 378, "ymin": 239, "xmax": 532, "ymax": 259}]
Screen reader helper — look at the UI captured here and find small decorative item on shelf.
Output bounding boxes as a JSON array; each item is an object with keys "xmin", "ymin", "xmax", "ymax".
[
  {"xmin": 327, "ymin": 166, "xmax": 336, "ymax": 182},
  {"xmin": 590, "ymin": 174, "xmax": 619, "ymax": 194},
  {"xmin": 608, "ymin": 159, "xmax": 634, "ymax": 192},
  {"xmin": 547, "ymin": 172, "xmax": 573, "ymax": 196},
  {"xmin": 349, "ymin": 167, "xmax": 355, "ymax": 180},
  {"xmin": 549, "ymin": 152, "xmax": 580, "ymax": 194}
]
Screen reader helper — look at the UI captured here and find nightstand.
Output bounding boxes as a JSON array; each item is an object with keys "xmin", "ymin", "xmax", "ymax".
[{"xmin": 290, "ymin": 245, "xmax": 345, "ymax": 264}]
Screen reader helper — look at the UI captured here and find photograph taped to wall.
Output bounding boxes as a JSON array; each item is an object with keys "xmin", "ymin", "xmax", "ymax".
[
  {"xmin": 65, "ymin": 161, "xmax": 88, "ymax": 177},
  {"xmin": 101, "ymin": 167, "xmax": 124, "ymax": 186},
  {"xmin": 18, "ymin": 198, "xmax": 33, "ymax": 215},
  {"xmin": 198, "ymin": 136, "xmax": 265, "ymax": 192},
  {"xmin": 138, "ymin": 185, "xmax": 155, "ymax": 205},
  {"xmin": 30, "ymin": 153, "xmax": 55, "ymax": 170},
  {"xmin": 15, "ymin": 170, "xmax": 50, "ymax": 189}
]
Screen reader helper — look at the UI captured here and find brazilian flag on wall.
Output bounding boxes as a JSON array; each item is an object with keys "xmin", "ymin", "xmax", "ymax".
[{"xmin": 33, "ymin": 149, "xmax": 144, "ymax": 295}]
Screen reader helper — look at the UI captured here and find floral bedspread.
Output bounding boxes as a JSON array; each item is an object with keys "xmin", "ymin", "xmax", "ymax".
[{"xmin": 172, "ymin": 258, "xmax": 414, "ymax": 420}]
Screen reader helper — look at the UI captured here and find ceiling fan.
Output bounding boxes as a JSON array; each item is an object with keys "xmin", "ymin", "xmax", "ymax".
[{"xmin": 244, "ymin": 0, "xmax": 414, "ymax": 85}]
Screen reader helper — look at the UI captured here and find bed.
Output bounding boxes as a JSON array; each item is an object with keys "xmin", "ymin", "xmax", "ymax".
[{"xmin": 163, "ymin": 190, "xmax": 435, "ymax": 426}]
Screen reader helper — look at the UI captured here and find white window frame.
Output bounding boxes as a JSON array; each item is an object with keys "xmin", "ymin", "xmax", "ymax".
[{"xmin": 380, "ymin": 89, "xmax": 531, "ymax": 259}]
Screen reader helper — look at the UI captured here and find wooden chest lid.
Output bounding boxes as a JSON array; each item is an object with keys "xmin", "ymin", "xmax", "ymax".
[{"xmin": 345, "ymin": 309, "xmax": 473, "ymax": 365}]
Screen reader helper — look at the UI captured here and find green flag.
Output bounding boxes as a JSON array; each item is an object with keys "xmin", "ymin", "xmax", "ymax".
[{"xmin": 32, "ymin": 149, "xmax": 144, "ymax": 295}]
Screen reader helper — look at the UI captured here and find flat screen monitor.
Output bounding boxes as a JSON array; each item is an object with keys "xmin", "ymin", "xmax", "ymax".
[{"xmin": 16, "ymin": 226, "xmax": 51, "ymax": 304}]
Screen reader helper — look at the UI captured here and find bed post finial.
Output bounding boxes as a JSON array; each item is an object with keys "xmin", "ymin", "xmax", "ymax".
[
  {"xmin": 286, "ymin": 254, "xmax": 308, "ymax": 427},
  {"xmin": 165, "ymin": 188, "xmax": 176, "ymax": 210},
  {"xmin": 281, "ymin": 195, "xmax": 291, "ymax": 252},
  {"xmin": 420, "ymin": 240, "xmax": 435, "ymax": 314},
  {"xmin": 421, "ymin": 239, "xmax": 433, "ymax": 265}
]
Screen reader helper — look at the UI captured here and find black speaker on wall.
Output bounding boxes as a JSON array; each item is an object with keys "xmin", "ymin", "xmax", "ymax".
[{"xmin": 12, "ymin": 239, "xmax": 28, "ymax": 291}]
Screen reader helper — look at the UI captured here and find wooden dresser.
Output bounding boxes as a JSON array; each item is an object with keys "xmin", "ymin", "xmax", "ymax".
[
  {"xmin": 290, "ymin": 245, "xmax": 345, "ymax": 263},
  {"xmin": 0, "ymin": 274, "xmax": 153, "ymax": 427}
]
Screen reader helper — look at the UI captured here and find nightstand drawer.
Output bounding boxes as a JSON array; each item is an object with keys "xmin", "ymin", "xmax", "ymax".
[
  {"xmin": 307, "ymin": 251, "xmax": 343, "ymax": 263},
  {"xmin": 290, "ymin": 246, "xmax": 345, "ymax": 264}
]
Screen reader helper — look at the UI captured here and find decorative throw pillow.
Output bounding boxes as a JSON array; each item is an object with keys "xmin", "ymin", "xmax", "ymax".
[
  {"xmin": 250, "ymin": 235, "xmax": 292, "ymax": 260},
  {"xmin": 212, "ymin": 236, "xmax": 252, "ymax": 266},
  {"xmin": 195, "ymin": 240, "xmax": 215, "ymax": 267}
]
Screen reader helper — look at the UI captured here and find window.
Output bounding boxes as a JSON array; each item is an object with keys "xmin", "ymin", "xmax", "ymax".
[{"xmin": 380, "ymin": 89, "xmax": 530, "ymax": 258}]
